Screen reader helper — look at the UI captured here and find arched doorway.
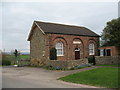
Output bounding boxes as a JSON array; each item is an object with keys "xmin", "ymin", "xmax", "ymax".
[{"xmin": 75, "ymin": 48, "xmax": 80, "ymax": 60}]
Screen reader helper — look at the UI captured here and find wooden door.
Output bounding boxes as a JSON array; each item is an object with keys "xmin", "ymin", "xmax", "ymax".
[{"xmin": 75, "ymin": 51, "xmax": 80, "ymax": 60}]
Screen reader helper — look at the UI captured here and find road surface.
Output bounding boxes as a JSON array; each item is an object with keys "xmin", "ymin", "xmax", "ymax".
[{"xmin": 2, "ymin": 66, "xmax": 102, "ymax": 88}]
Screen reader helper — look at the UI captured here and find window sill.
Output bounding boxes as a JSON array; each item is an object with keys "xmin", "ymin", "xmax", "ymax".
[
  {"xmin": 89, "ymin": 54, "xmax": 95, "ymax": 56},
  {"xmin": 57, "ymin": 55, "xmax": 64, "ymax": 56}
]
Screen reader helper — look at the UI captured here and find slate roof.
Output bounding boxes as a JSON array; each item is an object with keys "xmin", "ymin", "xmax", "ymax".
[
  {"xmin": 28, "ymin": 21, "xmax": 100, "ymax": 41},
  {"xmin": 36, "ymin": 21, "xmax": 99, "ymax": 36}
]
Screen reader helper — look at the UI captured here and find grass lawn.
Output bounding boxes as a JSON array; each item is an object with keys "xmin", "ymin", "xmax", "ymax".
[
  {"xmin": 20, "ymin": 55, "xmax": 30, "ymax": 59},
  {"xmin": 59, "ymin": 67, "xmax": 119, "ymax": 88},
  {"xmin": 96, "ymin": 64, "xmax": 120, "ymax": 67},
  {"xmin": 5, "ymin": 55, "xmax": 30, "ymax": 60},
  {"xmin": 2, "ymin": 55, "xmax": 30, "ymax": 66}
]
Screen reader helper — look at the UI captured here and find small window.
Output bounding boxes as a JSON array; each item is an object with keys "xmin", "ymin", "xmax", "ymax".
[
  {"xmin": 55, "ymin": 42, "xmax": 63, "ymax": 56},
  {"xmin": 106, "ymin": 49, "xmax": 111, "ymax": 56},
  {"xmin": 100, "ymin": 49, "xmax": 104, "ymax": 56},
  {"xmin": 89, "ymin": 43, "xmax": 95, "ymax": 55}
]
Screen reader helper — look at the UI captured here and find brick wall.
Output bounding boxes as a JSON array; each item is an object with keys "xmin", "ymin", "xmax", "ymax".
[
  {"xmin": 98, "ymin": 46, "xmax": 119, "ymax": 56},
  {"xmin": 95, "ymin": 56, "xmax": 120, "ymax": 65},
  {"xmin": 47, "ymin": 59, "xmax": 88, "ymax": 69},
  {"xmin": 29, "ymin": 27, "xmax": 99, "ymax": 66},
  {"xmin": 46, "ymin": 33, "xmax": 99, "ymax": 60}
]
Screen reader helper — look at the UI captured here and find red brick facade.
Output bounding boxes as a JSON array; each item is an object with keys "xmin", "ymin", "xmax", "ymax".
[
  {"xmin": 46, "ymin": 33, "xmax": 99, "ymax": 60},
  {"xmin": 98, "ymin": 46, "xmax": 119, "ymax": 56},
  {"xmin": 28, "ymin": 21, "xmax": 100, "ymax": 65}
]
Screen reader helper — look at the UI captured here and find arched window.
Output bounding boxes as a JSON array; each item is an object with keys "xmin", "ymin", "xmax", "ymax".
[
  {"xmin": 89, "ymin": 43, "xmax": 95, "ymax": 55},
  {"xmin": 55, "ymin": 42, "xmax": 63, "ymax": 56}
]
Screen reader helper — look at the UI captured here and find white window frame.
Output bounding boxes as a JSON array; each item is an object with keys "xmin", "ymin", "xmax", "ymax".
[
  {"xmin": 55, "ymin": 42, "xmax": 64, "ymax": 56},
  {"xmin": 89, "ymin": 43, "xmax": 95, "ymax": 55},
  {"xmin": 100, "ymin": 49, "xmax": 104, "ymax": 56}
]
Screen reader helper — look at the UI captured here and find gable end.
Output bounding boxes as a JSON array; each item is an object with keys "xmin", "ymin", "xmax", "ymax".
[{"xmin": 27, "ymin": 21, "xmax": 45, "ymax": 41}]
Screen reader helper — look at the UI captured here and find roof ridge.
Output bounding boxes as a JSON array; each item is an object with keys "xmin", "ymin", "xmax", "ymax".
[
  {"xmin": 34, "ymin": 20, "xmax": 100, "ymax": 37},
  {"xmin": 34, "ymin": 20, "xmax": 86, "ymax": 29}
]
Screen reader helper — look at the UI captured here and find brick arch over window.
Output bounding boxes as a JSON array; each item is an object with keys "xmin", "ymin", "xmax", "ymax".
[
  {"xmin": 53, "ymin": 37, "xmax": 68, "ymax": 60},
  {"xmin": 72, "ymin": 38, "xmax": 84, "ymax": 59},
  {"xmin": 53, "ymin": 37, "xmax": 68, "ymax": 46},
  {"xmin": 73, "ymin": 38, "xmax": 83, "ymax": 44},
  {"xmin": 72, "ymin": 37, "xmax": 84, "ymax": 46},
  {"xmin": 53, "ymin": 37, "xmax": 67, "ymax": 47},
  {"xmin": 88, "ymin": 39, "xmax": 97, "ymax": 56}
]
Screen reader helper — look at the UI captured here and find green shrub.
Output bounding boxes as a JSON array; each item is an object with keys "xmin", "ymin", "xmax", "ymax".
[
  {"xmin": 0, "ymin": 60, "xmax": 2, "ymax": 65},
  {"xmin": 45, "ymin": 65, "xmax": 55, "ymax": 70},
  {"xmin": 50, "ymin": 47, "xmax": 57, "ymax": 60},
  {"xmin": 88, "ymin": 55, "xmax": 96, "ymax": 65},
  {"xmin": 2, "ymin": 60, "xmax": 11, "ymax": 66},
  {"xmin": 70, "ymin": 67, "xmax": 76, "ymax": 70},
  {"xmin": 88, "ymin": 56, "xmax": 93, "ymax": 63},
  {"xmin": 62, "ymin": 68, "xmax": 68, "ymax": 71}
]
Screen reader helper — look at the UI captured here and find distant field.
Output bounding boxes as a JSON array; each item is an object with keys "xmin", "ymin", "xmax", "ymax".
[
  {"xmin": 2, "ymin": 54, "xmax": 30, "ymax": 61},
  {"xmin": 2, "ymin": 54, "xmax": 30, "ymax": 66},
  {"xmin": 5, "ymin": 55, "xmax": 30, "ymax": 60},
  {"xmin": 19, "ymin": 55, "xmax": 30, "ymax": 59}
]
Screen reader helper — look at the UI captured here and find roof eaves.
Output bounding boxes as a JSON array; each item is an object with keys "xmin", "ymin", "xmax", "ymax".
[
  {"xmin": 45, "ymin": 32, "xmax": 100, "ymax": 37},
  {"xmin": 27, "ymin": 22, "xmax": 36, "ymax": 41}
]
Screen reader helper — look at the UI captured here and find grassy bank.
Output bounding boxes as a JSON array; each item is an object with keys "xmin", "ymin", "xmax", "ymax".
[
  {"xmin": 59, "ymin": 67, "xmax": 119, "ymax": 88},
  {"xmin": 96, "ymin": 64, "xmax": 120, "ymax": 67}
]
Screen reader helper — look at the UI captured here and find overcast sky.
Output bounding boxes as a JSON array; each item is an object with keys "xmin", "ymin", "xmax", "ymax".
[{"xmin": 1, "ymin": 1, "xmax": 118, "ymax": 52}]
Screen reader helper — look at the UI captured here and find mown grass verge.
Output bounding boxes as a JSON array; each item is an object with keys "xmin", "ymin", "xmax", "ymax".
[
  {"xmin": 96, "ymin": 64, "xmax": 120, "ymax": 67},
  {"xmin": 59, "ymin": 67, "xmax": 119, "ymax": 88}
]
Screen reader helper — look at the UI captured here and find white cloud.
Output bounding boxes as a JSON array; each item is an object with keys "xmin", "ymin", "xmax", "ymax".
[
  {"xmin": 2, "ymin": 2, "xmax": 118, "ymax": 51},
  {"xmin": 1, "ymin": 0, "xmax": 119, "ymax": 2},
  {"xmin": 0, "ymin": 3, "xmax": 2, "ymax": 50}
]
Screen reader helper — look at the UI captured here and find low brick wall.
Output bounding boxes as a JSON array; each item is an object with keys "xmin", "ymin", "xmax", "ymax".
[
  {"xmin": 95, "ymin": 56, "xmax": 120, "ymax": 65},
  {"xmin": 47, "ymin": 59, "xmax": 88, "ymax": 69}
]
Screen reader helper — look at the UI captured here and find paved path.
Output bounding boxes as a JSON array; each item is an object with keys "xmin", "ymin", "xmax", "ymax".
[{"xmin": 1, "ymin": 66, "xmax": 113, "ymax": 89}]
